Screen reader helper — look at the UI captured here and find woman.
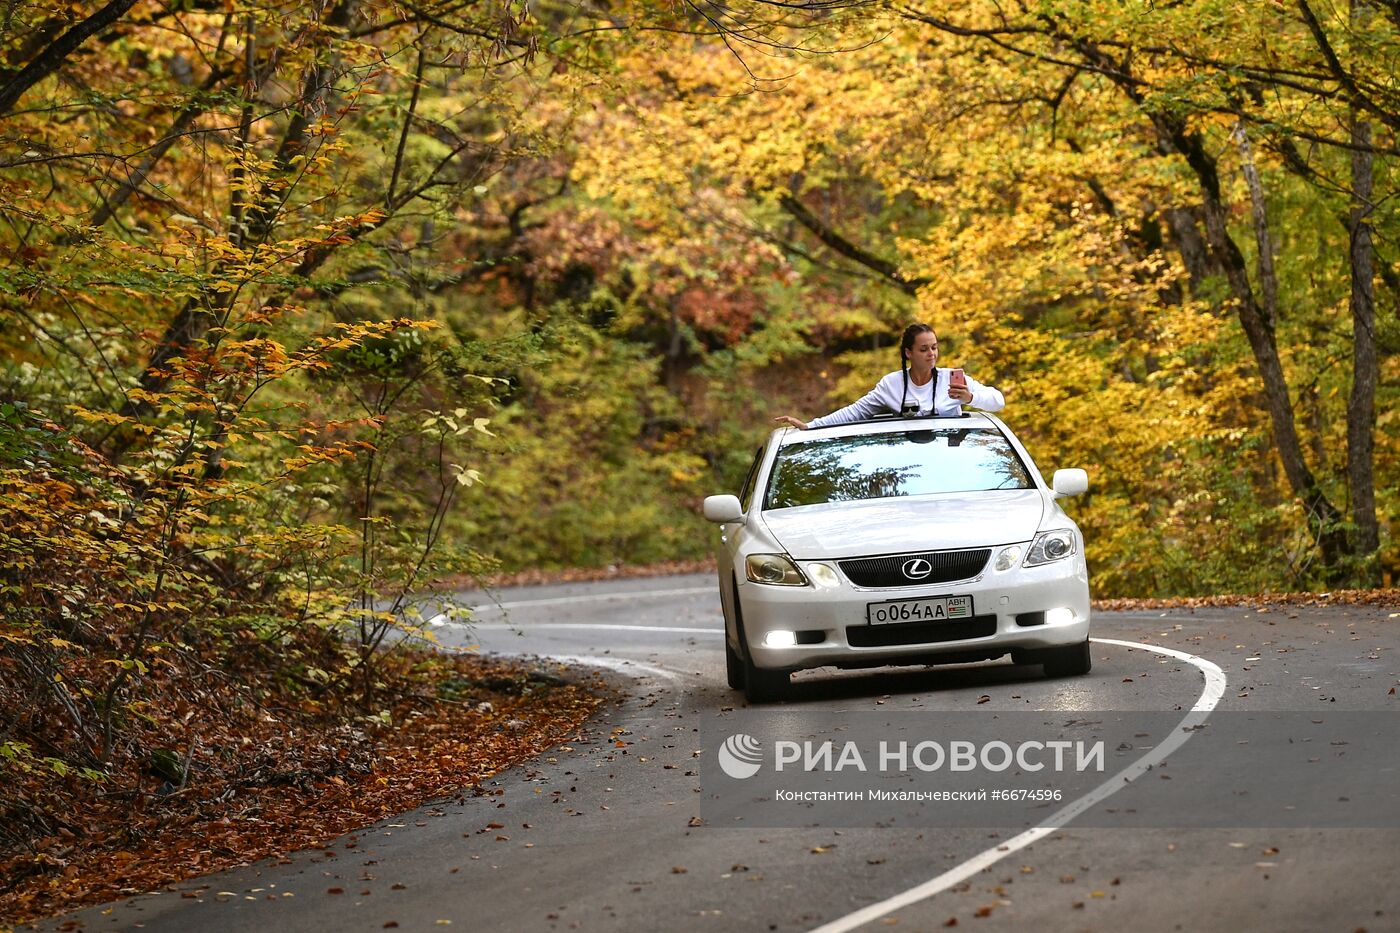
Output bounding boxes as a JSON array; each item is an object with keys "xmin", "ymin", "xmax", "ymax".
[{"xmin": 773, "ymin": 323, "xmax": 1004, "ymax": 429}]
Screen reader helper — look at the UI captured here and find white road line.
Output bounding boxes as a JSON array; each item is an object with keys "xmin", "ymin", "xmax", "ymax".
[
  {"xmin": 806, "ymin": 637, "xmax": 1228, "ymax": 933},
  {"xmin": 460, "ymin": 586, "xmax": 714, "ymax": 613},
  {"xmin": 467, "ymin": 623, "xmax": 718, "ymax": 634},
  {"xmin": 547, "ymin": 654, "xmax": 686, "ymax": 683}
]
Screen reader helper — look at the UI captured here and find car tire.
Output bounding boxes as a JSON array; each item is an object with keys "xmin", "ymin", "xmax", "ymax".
[
  {"xmin": 725, "ymin": 635, "xmax": 744, "ymax": 690},
  {"xmin": 742, "ymin": 657, "xmax": 788, "ymax": 704},
  {"xmin": 731, "ymin": 577, "xmax": 787, "ymax": 703},
  {"xmin": 1042, "ymin": 640, "xmax": 1092, "ymax": 678}
]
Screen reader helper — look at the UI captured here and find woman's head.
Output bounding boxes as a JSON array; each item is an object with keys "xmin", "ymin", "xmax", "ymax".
[{"xmin": 901, "ymin": 323, "xmax": 938, "ymax": 370}]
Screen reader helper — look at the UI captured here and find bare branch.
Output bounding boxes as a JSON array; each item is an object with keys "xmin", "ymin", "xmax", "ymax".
[
  {"xmin": 0, "ymin": 0, "xmax": 141, "ymax": 117},
  {"xmin": 1294, "ymin": 0, "xmax": 1400, "ymax": 131},
  {"xmin": 778, "ymin": 193, "xmax": 928, "ymax": 295}
]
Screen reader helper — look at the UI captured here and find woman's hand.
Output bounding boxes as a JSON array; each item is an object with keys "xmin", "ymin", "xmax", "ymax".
[
  {"xmin": 772, "ymin": 415, "xmax": 808, "ymax": 430},
  {"xmin": 949, "ymin": 385, "xmax": 973, "ymax": 403}
]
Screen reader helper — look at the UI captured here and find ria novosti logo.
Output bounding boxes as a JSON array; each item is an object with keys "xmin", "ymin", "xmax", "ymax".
[
  {"xmin": 718, "ymin": 734, "xmax": 764, "ymax": 779},
  {"xmin": 715, "ymin": 735, "xmax": 1106, "ymax": 780}
]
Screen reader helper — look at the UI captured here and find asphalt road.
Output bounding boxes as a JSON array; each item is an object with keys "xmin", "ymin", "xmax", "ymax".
[{"xmin": 37, "ymin": 574, "xmax": 1400, "ymax": 933}]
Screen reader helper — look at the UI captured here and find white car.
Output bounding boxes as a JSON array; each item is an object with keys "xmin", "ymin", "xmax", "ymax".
[{"xmin": 703, "ymin": 412, "xmax": 1091, "ymax": 703}]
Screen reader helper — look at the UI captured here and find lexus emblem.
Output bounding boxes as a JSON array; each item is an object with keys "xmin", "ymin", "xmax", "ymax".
[{"xmin": 902, "ymin": 558, "xmax": 933, "ymax": 580}]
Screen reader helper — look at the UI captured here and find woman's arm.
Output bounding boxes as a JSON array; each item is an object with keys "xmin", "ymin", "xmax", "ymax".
[
  {"xmin": 807, "ymin": 376, "xmax": 901, "ymax": 428},
  {"xmin": 773, "ymin": 373, "xmax": 908, "ymax": 429},
  {"xmin": 961, "ymin": 373, "xmax": 1004, "ymax": 412},
  {"xmin": 773, "ymin": 387, "xmax": 892, "ymax": 430}
]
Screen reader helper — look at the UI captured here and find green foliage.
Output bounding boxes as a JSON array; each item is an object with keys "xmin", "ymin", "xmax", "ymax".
[{"xmin": 452, "ymin": 312, "xmax": 712, "ymax": 569}]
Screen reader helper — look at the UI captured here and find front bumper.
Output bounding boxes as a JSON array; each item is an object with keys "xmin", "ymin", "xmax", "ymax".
[{"xmin": 739, "ymin": 556, "xmax": 1090, "ymax": 672}]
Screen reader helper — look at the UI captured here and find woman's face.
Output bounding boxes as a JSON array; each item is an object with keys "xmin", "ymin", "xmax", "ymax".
[{"xmin": 905, "ymin": 332, "xmax": 939, "ymax": 370}]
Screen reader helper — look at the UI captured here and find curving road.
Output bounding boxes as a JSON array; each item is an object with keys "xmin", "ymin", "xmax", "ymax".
[{"xmin": 39, "ymin": 575, "xmax": 1400, "ymax": 932}]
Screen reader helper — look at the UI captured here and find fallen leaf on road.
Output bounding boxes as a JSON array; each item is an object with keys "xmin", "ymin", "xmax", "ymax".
[{"xmin": 976, "ymin": 696, "xmax": 990, "ymax": 705}]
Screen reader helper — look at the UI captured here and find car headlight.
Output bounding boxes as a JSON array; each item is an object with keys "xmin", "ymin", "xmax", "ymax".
[
  {"xmin": 1024, "ymin": 529, "xmax": 1076, "ymax": 566},
  {"xmin": 746, "ymin": 553, "xmax": 809, "ymax": 586},
  {"xmin": 807, "ymin": 562, "xmax": 841, "ymax": 588}
]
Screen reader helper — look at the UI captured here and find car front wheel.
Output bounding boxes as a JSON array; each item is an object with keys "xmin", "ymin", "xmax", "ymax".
[
  {"xmin": 1042, "ymin": 640, "xmax": 1092, "ymax": 678},
  {"xmin": 725, "ymin": 635, "xmax": 744, "ymax": 689},
  {"xmin": 742, "ymin": 654, "xmax": 788, "ymax": 704},
  {"xmin": 731, "ymin": 578, "xmax": 788, "ymax": 703}
]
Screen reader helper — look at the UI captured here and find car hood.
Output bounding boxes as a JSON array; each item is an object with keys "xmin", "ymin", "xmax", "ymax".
[{"xmin": 761, "ymin": 491, "xmax": 1047, "ymax": 559}]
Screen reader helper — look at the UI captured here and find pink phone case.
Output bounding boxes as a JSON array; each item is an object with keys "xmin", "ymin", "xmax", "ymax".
[{"xmin": 950, "ymin": 369, "xmax": 967, "ymax": 390}]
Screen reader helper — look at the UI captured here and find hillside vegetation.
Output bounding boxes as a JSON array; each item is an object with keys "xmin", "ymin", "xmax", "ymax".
[{"xmin": 1, "ymin": 0, "xmax": 1396, "ymax": 901}]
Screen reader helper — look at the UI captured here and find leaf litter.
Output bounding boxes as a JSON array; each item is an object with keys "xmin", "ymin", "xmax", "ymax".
[{"xmin": 0, "ymin": 652, "xmax": 610, "ymax": 925}]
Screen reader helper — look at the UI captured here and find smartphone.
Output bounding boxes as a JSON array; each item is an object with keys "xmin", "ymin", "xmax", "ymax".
[{"xmin": 949, "ymin": 368, "xmax": 967, "ymax": 392}]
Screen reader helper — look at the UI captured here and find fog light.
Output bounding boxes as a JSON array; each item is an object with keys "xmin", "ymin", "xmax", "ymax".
[
  {"xmin": 1045, "ymin": 607, "xmax": 1075, "ymax": 625},
  {"xmin": 764, "ymin": 630, "xmax": 797, "ymax": 648},
  {"xmin": 995, "ymin": 546, "xmax": 1022, "ymax": 571},
  {"xmin": 808, "ymin": 562, "xmax": 841, "ymax": 588}
]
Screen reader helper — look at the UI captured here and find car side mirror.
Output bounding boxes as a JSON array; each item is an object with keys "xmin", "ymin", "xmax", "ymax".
[
  {"xmin": 703, "ymin": 494, "xmax": 744, "ymax": 523},
  {"xmin": 1052, "ymin": 469, "xmax": 1088, "ymax": 498}
]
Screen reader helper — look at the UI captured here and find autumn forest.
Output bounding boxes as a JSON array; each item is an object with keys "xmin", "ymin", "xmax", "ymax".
[{"xmin": 1, "ymin": 0, "xmax": 1397, "ymax": 913}]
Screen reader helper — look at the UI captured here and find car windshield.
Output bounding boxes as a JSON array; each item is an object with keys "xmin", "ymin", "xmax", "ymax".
[{"xmin": 763, "ymin": 427, "xmax": 1033, "ymax": 510}]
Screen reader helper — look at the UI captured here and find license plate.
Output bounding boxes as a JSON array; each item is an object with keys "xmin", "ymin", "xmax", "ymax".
[{"xmin": 867, "ymin": 595, "xmax": 972, "ymax": 625}]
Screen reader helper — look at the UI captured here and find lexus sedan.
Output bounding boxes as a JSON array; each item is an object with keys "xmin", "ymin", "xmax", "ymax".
[{"xmin": 703, "ymin": 412, "xmax": 1091, "ymax": 703}]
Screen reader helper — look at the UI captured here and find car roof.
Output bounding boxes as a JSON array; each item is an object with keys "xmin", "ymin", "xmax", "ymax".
[{"xmin": 772, "ymin": 412, "xmax": 1001, "ymax": 447}]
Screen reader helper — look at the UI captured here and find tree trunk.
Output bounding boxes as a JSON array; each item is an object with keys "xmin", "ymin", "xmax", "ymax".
[
  {"xmin": 1150, "ymin": 113, "xmax": 1351, "ymax": 574},
  {"xmin": 1161, "ymin": 206, "xmax": 1222, "ymax": 298},
  {"xmin": 1346, "ymin": 4, "xmax": 1380, "ymax": 574},
  {"xmin": 1233, "ymin": 122, "xmax": 1281, "ymax": 326}
]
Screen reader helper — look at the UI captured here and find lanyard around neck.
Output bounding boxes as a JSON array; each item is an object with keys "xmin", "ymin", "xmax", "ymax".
[{"xmin": 900, "ymin": 367, "xmax": 941, "ymax": 414}]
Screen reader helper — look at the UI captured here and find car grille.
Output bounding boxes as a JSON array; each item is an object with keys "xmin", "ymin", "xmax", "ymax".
[
  {"xmin": 838, "ymin": 549, "xmax": 991, "ymax": 588},
  {"xmin": 847, "ymin": 615, "xmax": 998, "ymax": 647}
]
